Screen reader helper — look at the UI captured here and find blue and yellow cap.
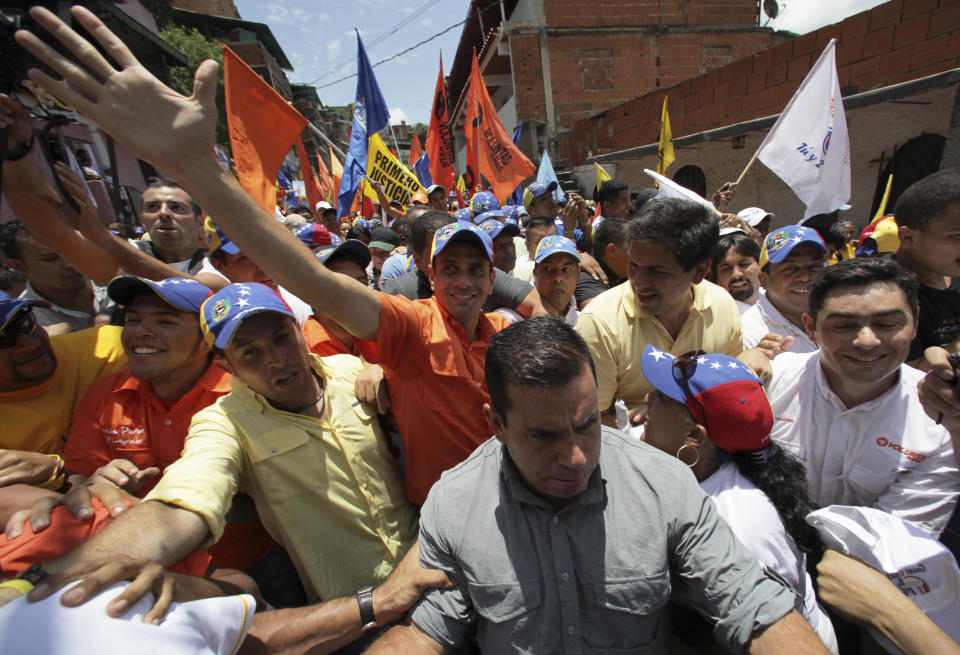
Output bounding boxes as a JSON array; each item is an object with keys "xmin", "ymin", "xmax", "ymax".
[
  {"xmin": 200, "ymin": 283, "xmax": 295, "ymax": 349},
  {"xmin": 431, "ymin": 221, "xmax": 494, "ymax": 263},
  {"xmin": 107, "ymin": 276, "xmax": 211, "ymax": 313},
  {"xmin": 534, "ymin": 235, "xmax": 580, "ymax": 263}
]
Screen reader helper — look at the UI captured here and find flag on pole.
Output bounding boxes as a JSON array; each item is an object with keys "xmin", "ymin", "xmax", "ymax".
[
  {"xmin": 294, "ymin": 138, "xmax": 321, "ymax": 211},
  {"xmin": 594, "ymin": 162, "xmax": 611, "ymax": 193},
  {"xmin": 657, "ymin": 96, "xmax": 675, "ymax": 176},
  {"xmin": 414, "ymin": 153, "xmax": 433, "ymax": 188},
  {"xmin": 425, "ymin": 54, "xmax": 456, "ymax": 193},
  {"xmin": 464, "ymin": 49, "xmax": 535, "ymax": 201},
  {"xmin": 644, "ymin": 169, "xmax": 720, "ymax": 216},
  {"xmin": 328, "ymin": 147, "xmax": 343, "ymax": 205},
  {"xmin": 510, "ymin": 122, "xmax": 525, "ymax": 205},
  {"xmin": 337, "ymin": 31, "xmax": 390, "ymax": 218},
  {"xmin": 316, "ymin": 152, "xmax": 334, "ymax": 200},
  {"xmin": 408, "ymin": 132, "xmax": 423, "ymax": 167},
  {"xmin": 536, "ymin": 149, "xmax": 566, "ymax": 205},
  {"xmin": 223, "ymin": 45, "xmax": 307, "ymax": 216},
  {"xmin": 872, "ymin": 174, "xmax": 893, "ymax": 222},
  {"xmin": 754, "ymin": 39, "xmax": 850, "ymax": 219}
]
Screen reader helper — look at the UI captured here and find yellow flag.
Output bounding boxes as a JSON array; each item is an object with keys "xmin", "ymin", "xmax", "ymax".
[
  {"xmin": 595, "ymin": 162, "xmax": 611, "ymax": 193},
  {"xmin": 872, "ymin": 174, "xmax": 893, "ymax": 222},
  {"xmin": 457, "ymin": 174, "xmax": 467, "ymax": 193},
  {"xmin": 658, "ymin": 96, "xmax": 675, "ymax": 176},
  {"xmin": 365, "ymin": 134, "xmax": 423, "ymax": 204}
]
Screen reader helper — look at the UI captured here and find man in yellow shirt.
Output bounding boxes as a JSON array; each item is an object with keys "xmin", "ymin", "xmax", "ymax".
[
  {"xmin": 0, "ymin": 293, "xmax": 126, "ymax": 495},
  {"xmin": 575, "ymin": 199, "xmax": 744, "ymax": 426}
]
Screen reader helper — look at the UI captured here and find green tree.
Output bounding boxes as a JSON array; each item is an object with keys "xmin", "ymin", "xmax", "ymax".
[{"xmin": 159, "ymin": 25, "xmax": 229, "ymax": 145}]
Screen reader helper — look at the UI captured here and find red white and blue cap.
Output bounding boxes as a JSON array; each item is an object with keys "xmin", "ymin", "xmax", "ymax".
[
  {"xmin": 469, "ymin": 191, "xmax": 501, "ymax": 217},
  {"xmin": 431, "ymin": 221, "xmax": 494, "ymax": 262},
  {"xmin": 200, "ymin": 283, "xmax": 295, "ymax": 349},
  {"xmin": 0, "ymin": 293, "xmax": 48, "ymax": 332},
  {"xmin": 534, "ymin": 235, "xmax": 580, "ymax": 263},
  {"xmin": 294, "ymin": 223, "xmax": 333, "ymax": 248},
  {"xmin": 314, "ymin": 238, "xmax": 372, "ymax": 269},
  {"xmin": 480, "ymin": 218, "xmax": 521, "ymax": 240},
  {"xmin": 502, "ymin": 205, "xmax": 523, "ymax": 226},
  {"xmin": 640, "ymin": 345, "xmax": 773, "ymax": 453},
  {"xmin": 759, "ymin": 224, "xmax": 827, "ymax": 269},
  {"xmin": 107, "ymin": 276, "xmax": 212, "ymax": 313}
]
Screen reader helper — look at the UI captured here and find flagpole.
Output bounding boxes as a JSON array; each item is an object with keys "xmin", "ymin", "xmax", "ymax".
[
  {"xmin": 387, "ymin": 123, "xmax": 414, "ymax": 205},
  {"xmin": 734, "ymin": 154, "xmax": 757, "ymax": 186},
  {"xmin": 308, "ymin": 122, "xmax": 382, "ymax": 188}
]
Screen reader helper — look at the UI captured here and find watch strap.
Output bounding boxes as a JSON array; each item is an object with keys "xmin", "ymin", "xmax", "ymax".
[{"xmin": 357, "ymin": 585, "xmax": 377, "ymax": 630}]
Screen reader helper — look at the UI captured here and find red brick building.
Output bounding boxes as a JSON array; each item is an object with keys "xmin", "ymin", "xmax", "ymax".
[
  {"xmin": 447, "ymin": 0, "xmax": 786, "ymax": 169},
  {"xmin": 573, "ymin": 0, "xmax": 960, "ymax": 226}
]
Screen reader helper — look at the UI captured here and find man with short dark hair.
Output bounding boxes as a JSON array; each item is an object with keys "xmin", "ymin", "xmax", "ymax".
[
  {"xmin": 595, "ymin": 179, "xmax": 631, "ymax": 220},
  {"xmin": 766, "ymin": 257, "xmax": 959, "ymax": 537},
  {"xmin": 576, "ymin": 198, "xmax": 743, "ymax": 425},
  {"xmin": 425, "ymin": 184, "xmax": 447, "ymax": 213},
  {"xmin": 894, "ymin": 171, "xmax": 960, "ymax": 362},
  {"xmin": 367, "ymin": 318, "xmax": 828, "ymax": 654},
  {"xmin": 531, "ymin": 236, "xmax": 580, "ymax": 325},
  {"xmin": 711, "ymin": 231, "xmax": 762, "ymax": 312},
  {"xmin": 574, "ymin": 217, "xmax": 628, "ymax": 308},
  {"xmin": 132, "ymin": 179, "xmax": 207, "ymax": 275}
]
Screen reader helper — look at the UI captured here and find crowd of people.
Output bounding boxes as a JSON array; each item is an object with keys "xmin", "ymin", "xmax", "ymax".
[{"xmin": 0, "ymin": 5, "xmax": 959, "ymax": 654}]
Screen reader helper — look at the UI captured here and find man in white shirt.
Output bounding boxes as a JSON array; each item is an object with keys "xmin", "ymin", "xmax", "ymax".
[
  {"xmin": 742, "ymin": 225, "xmax": 827, "ymax": 355},
  {"xmin": 710, "ymin": 230, "xmax": 762, "ymax": 314},
  {"xmin": 766, "ymin": 257, "xmax": 959, "ymax": 537}
]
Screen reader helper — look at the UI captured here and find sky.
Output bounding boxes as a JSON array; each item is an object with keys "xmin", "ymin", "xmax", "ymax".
[{"xmin": 232, "ymin": 0, "xmax": 888, "ymax": 126}]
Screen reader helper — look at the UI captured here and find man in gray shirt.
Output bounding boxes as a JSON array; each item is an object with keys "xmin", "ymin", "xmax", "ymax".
[{"xmin": 367, "ymin": 318, "xmax": 829, "ymax": 654}]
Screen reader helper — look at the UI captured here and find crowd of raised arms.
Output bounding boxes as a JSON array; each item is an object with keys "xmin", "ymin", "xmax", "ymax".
[{"xmin": 1, "ymin": 6, "xmax": 960, "ymax": 655}]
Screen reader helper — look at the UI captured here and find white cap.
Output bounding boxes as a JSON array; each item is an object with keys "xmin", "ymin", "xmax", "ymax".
[
  {"xmin": 315, "ymin": 200, "xmax": 334, "ymax": 212},
  {"xmin": 719, "ymin": 226, "xmax": 746, "ymax": 236},
  {"xmin": 737, "ymin": 207, "xmax": 774, "ymax": 227}
]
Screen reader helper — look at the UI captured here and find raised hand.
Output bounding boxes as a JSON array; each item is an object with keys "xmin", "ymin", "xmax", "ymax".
[{"xmin": 15, "ymin": 6, "xmax": 219, "ymax": 178}]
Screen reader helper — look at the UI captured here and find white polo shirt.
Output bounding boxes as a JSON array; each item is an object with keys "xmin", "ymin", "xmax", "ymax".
[
  {"xmin": 766, "ymin": 351, "xmax": 960, "ymax": 537},
  {"xmin": 741, "ymin": 293, "xmax": 817, "ymax": 354}
]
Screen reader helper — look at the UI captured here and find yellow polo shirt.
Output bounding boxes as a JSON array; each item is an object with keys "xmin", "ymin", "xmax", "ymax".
[
  {"xmin": 0, "ymin": 326, "xmax": 127, "ymax": 454},
  {"xmin": 575, "ymin": 280, "xmax": 742, "ymax": 414},
  {"xmin": 144, "ymin": 354, "xmax": 417, "ymax": 601}
]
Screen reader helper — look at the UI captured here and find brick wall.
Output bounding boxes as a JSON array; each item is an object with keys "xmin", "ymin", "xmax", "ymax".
[
  {"xmin": 169, "ymin": 0, "xmax": 241, "ymax": 19},
  {"xmin": 545, "ymin": 0, "xmax": 759, "ymax": 28},
  {"xmin": 559, "ymin": 0, "xmax": 960, "ymax": 165}
]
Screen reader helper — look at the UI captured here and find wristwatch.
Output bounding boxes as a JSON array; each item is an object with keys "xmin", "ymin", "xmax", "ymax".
[{"xmin": 357, "ymin": 585, "xmax": 377, "ymax": 631}]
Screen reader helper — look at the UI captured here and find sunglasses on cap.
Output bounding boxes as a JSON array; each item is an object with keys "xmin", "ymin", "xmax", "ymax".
[
  {"xmin": 0, "ymin": 311, "xmax": 39, "ymax": 349},
  {"xmin": 672, "ymin": 350, "xmax": 709, "ymax": 432}
]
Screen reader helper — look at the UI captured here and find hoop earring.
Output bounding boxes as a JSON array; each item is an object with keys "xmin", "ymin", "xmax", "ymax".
[{"xmin": 676, "ymin": 443, "xmax": 700, "ymax": 468}]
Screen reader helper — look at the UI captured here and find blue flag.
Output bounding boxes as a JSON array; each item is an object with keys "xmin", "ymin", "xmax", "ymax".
[
  {"xmin": 536, "ymin": 149, "xmax": 566, "ymax": 204},
  {"xmin": 414, "ymin": 153, "xmax": 433, "ymax": 188},
  {"xmin": 337, "ymin": 31, "xmax": 391, "ymax": 218}
]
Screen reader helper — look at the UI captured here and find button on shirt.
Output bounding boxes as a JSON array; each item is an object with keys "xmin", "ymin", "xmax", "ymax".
[
  {"xmin": 767, "ymin": 352, "xmax": 960, "ymax": 537},
  {"xmin": 410, "ymin": 428, "xmax": 795, "ymax": 654},
  {"xmin": 368, "ymin": 294, "xmax": 510, "ymax": 504},
  {"xmin": 741, "ymin": 293, "xmax": 816, "ymax": 354},
  {"xmin": 575, "ymin": 280, "xmax": 742, "ymax": 414},
  {"xmin": 144, "ymin": 354, "xmax": 417, "ymax": 601}
]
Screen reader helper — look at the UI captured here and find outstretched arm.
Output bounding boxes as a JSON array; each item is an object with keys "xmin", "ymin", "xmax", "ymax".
[{"xmin": 16, "ymin": 6, "xmax": 381, "ymax": 339}]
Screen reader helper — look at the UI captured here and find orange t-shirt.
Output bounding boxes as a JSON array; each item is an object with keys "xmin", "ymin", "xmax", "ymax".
[
  {"xmin": 62, "ymin": 363, "xmax": 273, "ymax": 571},
  {"xmin": 369, "ymin": 294, "xmax": 509, "ymax": 504},
  {"xmin": 302, "ymin": 316, "xmax": 378, "ymax": 360}
]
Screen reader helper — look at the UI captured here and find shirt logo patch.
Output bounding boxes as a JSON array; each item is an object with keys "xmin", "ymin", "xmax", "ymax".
[
  {"xmin": 102, "ymin": 425, "xmax": 146, "ymax": 448},
  {"xmin": 875, "ymin": 437, "xmax": 927, "ymax": 463}
]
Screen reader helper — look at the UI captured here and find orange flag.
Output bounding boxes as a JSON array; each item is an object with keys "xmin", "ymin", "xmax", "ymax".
[
  {"xmin": 223, "ymin": 45, "xmax": 307, "ymax": 215},
  {"xmin": 408, "ymin": 132, "xmax": 423, "ymax": 167},
  {"xmin": 329, "ymin": 147, "xmax": 344, "ymax": 205},
  {"xmin": 426, "ymin": 54, "xmax": 456, "ymax": 192},
  {"xmin": 316, "ymin": 153, "xmax": 334, "ymax": 199},
  {"xmin": 294, "ymin": 138, "xmax": 321, "ymax": 211},
  {"xmin": 464, "ymin": 50, "xmax": 535, "ymax": 200}
]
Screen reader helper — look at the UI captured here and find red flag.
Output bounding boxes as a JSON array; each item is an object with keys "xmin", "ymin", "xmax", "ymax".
[
  {"xmin": 464, "ymin": 50, "xmax": 535, "ymax": 200},
  {"xmin": 329, "ymin": 147, "xmax": 343, "ymax": 205},
  {"xmin": 223, "ymin": 45, "xmax": 307, "ymax": 215},
  {"xmin": 425, "ymin": 54, "xmax": 456, "ymax": 191},
  {"xmin": 295, "ymin": 138, "xmax": 321, "ymax": 211},
  {"xmin": 316, "ymin": 153, "xmax": 334, "ymax": 199},
  {"xmin": 408, "ymin": 132, "xmax": 423, "ymax": 167}
]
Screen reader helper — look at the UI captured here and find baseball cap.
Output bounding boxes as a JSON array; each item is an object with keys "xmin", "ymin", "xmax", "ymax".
[
  {"xmin": 294, "ymin": 223, "xmax": 333, "ymax": 249},
  {"xmin": 204, "ymin": 217, "xmax": 240, "ymax": 255},
  {"xmin": 107, "ymin": 276, "xmax": 211, "ymax": 313},
  {"xmin": 856, "ymin": 215, "xmax": 900, "ymax": 257},
  {"xmin": 426, "ymin": 184, "xmax": 446, "ymax": 197},
  {"xmin": 719, "ymin": 226, "xmax": 746, "ymax": 236},
  {"xmin": 0, "ymin": 293, "xmax": 48, "ymax": 333},
  {"xmin": 453, "ymin": 208, "xmax": 473, "ymax": 222},
  {"xmin": 479, "ymin": 218, "xmax": 521, "ymax": 240},
  {"xmin": 470, "ymin": 191, "xmax": 500, "ymax": 217},
  {"xmin": 352, "ymin": 217, "xmax": 371, "ymax": 232},
  {"xmin": 200, "ymin": 283, "xmax": 295, "ymax": 349},
  {"xmin": 758, "ymin": 225, "xmax": 828, "ymax": 269},
  {"xmin": 431, "ymin": 221, "xmax": 494, "ymax": 263},
  {"xmin": 640, "ymin": 345, "xmax": 773, "ymax": 453},
  {"xmin": 315, "ymin": 238, "xmax": 372, "ymax": 269},
  {"xmin": 534, "ymin": 235, "xmax": 580, "ymax": 263},
  {"xmin": 411, "ymin": 192, "xmax": 429, "ymax": 205},
  {"xmin": 369, "ymin": 227, "xmax": 401, "ymax": 252},
  {"xmin": 315, "ymin": 200, "xmax": 334, "ymax": 213},
  {"xmin": 737, "ymin": 207, "xmax": 774, "ymax": 227},
  {"xmin": 523, "ymin": 181, "xmax": 558, "ymax": 211},
  {"xmin": 502, "ymin": 205, "xmax": 521, "ymax": 225}
]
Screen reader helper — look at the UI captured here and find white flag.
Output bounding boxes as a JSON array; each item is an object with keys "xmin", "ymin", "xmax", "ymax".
[
  {"xmin": 643, "ymin": 169, "xmax": 720, "ymax": 216},
  {"xmin": 754, "ymin": 39, "xmax": 850, "ymax": 219}
]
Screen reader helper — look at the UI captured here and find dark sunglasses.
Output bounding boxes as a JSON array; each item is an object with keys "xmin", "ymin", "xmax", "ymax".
[
  {"xmin": 671, "ymin": 350, "xmax": 709, "ymax": 431},
  {"xmin": 0, "ymin": 312, "xmax": 38, "ymax": 349}
]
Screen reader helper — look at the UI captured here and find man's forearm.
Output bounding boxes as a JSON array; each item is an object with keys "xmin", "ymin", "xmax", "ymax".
[
  {"xmin": 747, "ymin": 609, "xmax": 830, "ymax": 655},
  {"xmin": 242, "ymin": 596, "xmax": 363, "ymax": 655},
  {"xmin": 48, "ymin": 500, "xmax": 208, "ymax": 574}
]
